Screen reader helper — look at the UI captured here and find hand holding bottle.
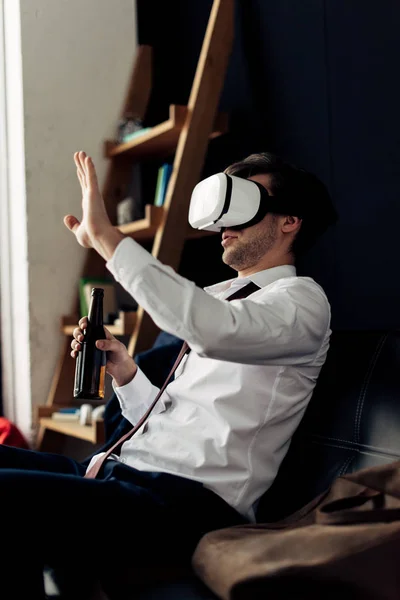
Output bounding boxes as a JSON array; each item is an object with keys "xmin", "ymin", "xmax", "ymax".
[{"xmin": 71, "ymin": 316, "xmax": 138, "ymax": 388}]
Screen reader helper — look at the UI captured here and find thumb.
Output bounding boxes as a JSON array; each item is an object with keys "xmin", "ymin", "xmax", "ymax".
[
  {"xmin": 64, "ymin": 214, "xmax": 80, "ymax": 233},
  {"xmin": 96, "ymin": 339, "xmax": 121, "ymax": 352}
]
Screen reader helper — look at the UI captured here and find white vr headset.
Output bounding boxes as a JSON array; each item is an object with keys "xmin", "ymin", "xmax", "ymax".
[{"xmin": 188, "ymin": 173, "xmax": 304, "ymax": 232}]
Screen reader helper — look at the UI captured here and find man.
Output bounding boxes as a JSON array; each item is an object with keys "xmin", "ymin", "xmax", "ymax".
[{"xmin": 0, "ymin": 151, "xmax": 336, "ymax": 598}]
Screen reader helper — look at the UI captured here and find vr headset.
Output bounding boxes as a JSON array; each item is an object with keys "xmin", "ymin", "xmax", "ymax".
[{"xmin": 188, "ymin": 173, "xmax": 306, "ymax": 232}]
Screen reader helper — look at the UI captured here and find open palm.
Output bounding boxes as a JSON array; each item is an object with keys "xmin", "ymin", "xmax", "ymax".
[{"xmin": 64, "ymin": 151, "xmax": 111, "ymax": 248}]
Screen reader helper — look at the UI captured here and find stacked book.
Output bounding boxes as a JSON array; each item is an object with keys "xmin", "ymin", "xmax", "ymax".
[{"xmin": 154, "ymin": 163, "xmax": 173, "ymax": 207}]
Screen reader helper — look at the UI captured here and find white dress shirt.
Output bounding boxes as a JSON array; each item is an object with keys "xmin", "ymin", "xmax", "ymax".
[{"xmin": 87, "ymin": 237, "xmax": 331, "ymax": 520}]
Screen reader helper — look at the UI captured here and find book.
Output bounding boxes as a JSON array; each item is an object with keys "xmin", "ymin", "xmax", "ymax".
[
  {"xmin": 154, "ymin": 163, "xmax": 173, "ymax": 207},
  {"xmin": 122, "ymin": 127, "xmax": 151, "ymax": 143},
  {"xmin": 117, "ymin": 196, "xmax": 135, "ymax": 225},
  {"xmin": 116, "ymin": 164, "xmax": 145, "ymax": 225},
  {"xmin": 153, "ymin": 166, "xmax": 164, "ymax": 207},
  {"xmin": 51, "ymin": 412, "xmax": 80, "ymax": 422},
  {"xmin": 159, "ymin": 163, "xmax": 173, "ymax": 206}
]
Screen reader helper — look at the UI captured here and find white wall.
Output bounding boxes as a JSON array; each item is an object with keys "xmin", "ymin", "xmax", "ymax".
[{"xmin": 1, "ymin": 0, "xmax": 137, "ymax": 441}]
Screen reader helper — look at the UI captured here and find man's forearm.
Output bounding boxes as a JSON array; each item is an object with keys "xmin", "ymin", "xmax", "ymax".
[{"xmin": 92, "ymin": 225, "xmax": 126, "ymax": 262}]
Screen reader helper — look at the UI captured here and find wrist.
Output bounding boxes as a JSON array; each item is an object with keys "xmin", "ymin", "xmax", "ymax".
[
  {"xmin": 92, "ymin": 226, "xmax": 125, "ymax": 261},
  {"xmin": 112, "ymin": 359, "xmax": 138, "ymax": 388}
]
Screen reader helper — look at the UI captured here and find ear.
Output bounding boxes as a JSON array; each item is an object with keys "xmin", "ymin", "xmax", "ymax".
[{"xmin": 281, "ymin": 215, "xmax": 302, "ymax": 234}]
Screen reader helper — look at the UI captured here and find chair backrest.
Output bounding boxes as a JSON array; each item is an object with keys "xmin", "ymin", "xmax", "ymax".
[{"xmin": 257, "ymin": 329, "xmax": 400, "ymax": 522}]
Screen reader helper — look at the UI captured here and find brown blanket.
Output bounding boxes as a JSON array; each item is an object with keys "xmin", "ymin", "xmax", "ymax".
[{"xmin": 192, "ymin": 460, "xmax": 400, "ymax": 599}]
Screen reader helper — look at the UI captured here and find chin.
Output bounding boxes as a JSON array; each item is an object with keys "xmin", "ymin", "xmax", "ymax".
[
  {"xmin": 222, "ymin": 253, "xmax": 241, "ymax": 271},
  {"xmin": 222, "ymin": 250, "xmax": 232, "ymax": 266}
]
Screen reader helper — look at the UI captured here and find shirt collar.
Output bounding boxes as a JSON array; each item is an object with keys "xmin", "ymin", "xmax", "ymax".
[{"xmin": 204, "ymin": 265, "xmax": 297, "ymax": 297}]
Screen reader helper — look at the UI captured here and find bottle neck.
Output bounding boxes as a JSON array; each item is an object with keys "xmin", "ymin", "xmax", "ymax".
[{"xmin": 88, "ymin": 296, "xmax": 104, "ymax": 327}]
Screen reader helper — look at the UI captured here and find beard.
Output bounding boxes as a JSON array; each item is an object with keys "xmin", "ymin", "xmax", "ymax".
[{"xmin": 222, "ymin": 219, "xmax": 278, "ymax": 271}]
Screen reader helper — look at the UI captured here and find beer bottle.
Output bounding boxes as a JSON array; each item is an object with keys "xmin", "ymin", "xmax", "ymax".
[{"xmin": 74, "ymin": 288, "xmax": 106, "ymax": 400}]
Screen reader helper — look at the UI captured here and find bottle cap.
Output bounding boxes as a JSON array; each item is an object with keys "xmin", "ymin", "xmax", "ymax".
[{"xmin": 91, "ymin": 288, "xmax": 104, "ymax": 296}]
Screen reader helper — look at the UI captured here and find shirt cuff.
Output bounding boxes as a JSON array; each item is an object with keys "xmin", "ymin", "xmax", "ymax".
[
  {"xmin": 112, "ymin": 366, "xmax": 160, "ymax": 425},
  {"xmin": 106, "ymin": 236, "xmax": 157, "ymax": 285}
]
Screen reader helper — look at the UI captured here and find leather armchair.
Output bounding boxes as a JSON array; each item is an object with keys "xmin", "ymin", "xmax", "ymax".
[
  {"xmin": 131, "ymin": 329, "xmax": 400, "ymax": 599},
  {"xmin": 51, "ymin": 330, "xmax": 399, "ymax": 599}
]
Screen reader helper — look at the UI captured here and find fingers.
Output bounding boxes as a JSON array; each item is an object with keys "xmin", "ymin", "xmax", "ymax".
[
  {"xmin": 76, "ymin": 168, "xmax": 85, "ymax": 190},
  {"xmin": 70, "ymin": 342, "xmax": 80, "ymax": 358},
  {"xmin": 70, "ymin": 326, "xmax": 84, "ymax": 357},
  {"xmin": 70, "ymin": 319, "xmax": 116, "ymax": 359},
  {"xmin": 85, "ymin": 155, "xmax": 99, "ymax": 191},
  {"xmin": 74, "ymin": 151, "xmax": 101, "ymax": 201},
  {"xmin": 75, "ymin": 151, "xmax": 87, "ymax": 184},
  {"xmin": 71, "ymin": 337, "xmax": 122, "ymax": 358},
  {"xmin": 79, "ymin": 316, "xmax": 88, "ymax": 329},
  {"xmin": 70, "ymin": 338, "xmax": 82, "ymax": 358},
  {"xmin": 63, "ymin": 214, "xmax": 81, "ymax": 233},
  {"xmin": 76, "ymin": 318, "xmax": 113, "ymax": 339},
  {"xmin": 74, "ymin": 151, "xmax": 86, "ymax": 188},
  {"xmin": 73, "ymin": 326, "xmax": 84, "ymax": 341}
]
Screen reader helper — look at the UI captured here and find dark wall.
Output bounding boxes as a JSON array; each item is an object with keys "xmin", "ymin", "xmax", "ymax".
[{"xmin": 136, "ymin": 0, "xmax": 400, "ymax": 331}]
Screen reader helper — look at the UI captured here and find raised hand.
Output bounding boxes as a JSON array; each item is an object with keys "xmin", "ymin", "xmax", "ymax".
[{"xmin": 64, "ymin": 151, "xmax": 122, "ymax": 258}]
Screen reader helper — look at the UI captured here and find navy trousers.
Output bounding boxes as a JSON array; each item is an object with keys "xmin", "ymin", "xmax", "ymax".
[{"xmin": 0, "ymin": 444, "xmax": 245, "ymax": 599}]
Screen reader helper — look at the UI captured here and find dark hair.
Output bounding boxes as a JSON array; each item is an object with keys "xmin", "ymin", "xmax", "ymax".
[{"xmin": 224, "ymin": 152, "xmax": 338, "ymax": 255}]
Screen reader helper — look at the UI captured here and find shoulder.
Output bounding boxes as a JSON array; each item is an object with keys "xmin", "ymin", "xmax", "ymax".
[
  {"xmin": 265, "ymin": 275, "xmax": 328, "ymax": 301},
  {"xmin": 291, "ymin": 275, "xmax": 327, "ymax": 298},
  {"xmin": 256, "ymin": 275, "xmax": 331, "ymax": 323}
]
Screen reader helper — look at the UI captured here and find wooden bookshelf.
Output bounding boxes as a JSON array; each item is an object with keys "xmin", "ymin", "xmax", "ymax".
[{"xmin": 37, "ymin": 0, "xmax": 234, "ymax": 452}]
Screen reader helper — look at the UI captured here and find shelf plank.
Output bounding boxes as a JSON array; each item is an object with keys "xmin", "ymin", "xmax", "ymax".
[
  {"xmin": 105, "ymin": 105, "xmax": 228, "ymax": 160},
  {"xmin": 105, "ymin": 105, "xmax": 186, "ymax": 160},
  {"xmin": 118, "ymin": 204, "xmax": 165, "ymax": 240},
  {"xmin": 62, "ymin": 311, "xmax": 136, "ymax": 336},
  {"xmin": 39, "ymin": 417, "xmax": 105, "ymax": 444}
]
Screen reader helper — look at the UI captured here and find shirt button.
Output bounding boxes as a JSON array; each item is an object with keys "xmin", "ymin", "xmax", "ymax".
[{"xmin": 120, "ymin": 457, "xmax": 126, "ymax": 464}]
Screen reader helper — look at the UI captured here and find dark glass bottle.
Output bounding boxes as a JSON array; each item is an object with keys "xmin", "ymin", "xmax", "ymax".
[{"xmin": 74, "ymin": 288, "xmax": 106, "ymax": 400}]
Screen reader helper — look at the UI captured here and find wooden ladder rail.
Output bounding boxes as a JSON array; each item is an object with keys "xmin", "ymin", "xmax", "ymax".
[{"xmin": 128, "ymin": 0, "xmax": 234, "ymax": 355}]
